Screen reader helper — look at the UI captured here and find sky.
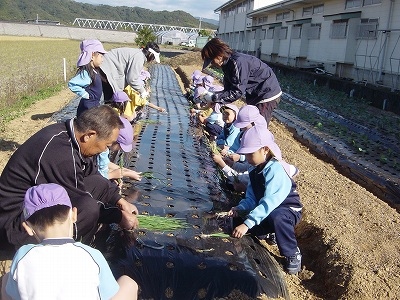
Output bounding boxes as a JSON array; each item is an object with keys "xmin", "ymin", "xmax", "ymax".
[{"xmin": 74, "ymin": 0, "xmax": 227, "ymax": 20}]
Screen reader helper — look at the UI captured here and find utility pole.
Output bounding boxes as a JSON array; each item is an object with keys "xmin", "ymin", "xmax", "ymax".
[{"xmin": 199, "ymin": 17, "xmax": 202, "ymax": 30}]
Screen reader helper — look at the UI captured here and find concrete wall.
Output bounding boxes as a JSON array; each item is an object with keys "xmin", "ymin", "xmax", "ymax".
[{"xmin": 0, "ymin": 22, "xmax": 137, "ymax": 44}]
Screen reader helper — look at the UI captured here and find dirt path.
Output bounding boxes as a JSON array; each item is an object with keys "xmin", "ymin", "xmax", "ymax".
[{"xmin": 1, "ymin": 52, "xmax": 400, "ymax": 299}]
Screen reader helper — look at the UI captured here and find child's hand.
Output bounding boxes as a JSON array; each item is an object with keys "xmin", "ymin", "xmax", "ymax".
[
  {"xmin": 220, "ymin": 146, "xmax": 230, "ymax": 156},
  {"xmin": 127, "ymin": 170, "xmax": 142, "ymax": 181},
  {"xmin": 212, "ymin": 154, "xmax": 225, "ymax": 167},
  {"xmin": 158, "ymin": 107, "xmax": 166, "ymax": 113},
  {"xmin": 229, "ymin": 153, "xmax": 241, "ymax": 162},
  {"xmin": 227, "ymin": 207, "xmax": 238, "ymax": 217},
  {"xmin": 232, "ymin": 224, "xmax": 249, "ymax": 238}
]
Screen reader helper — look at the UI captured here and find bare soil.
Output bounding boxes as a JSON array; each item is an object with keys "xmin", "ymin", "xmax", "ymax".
[{"xmin": 1, "ymin": 51, "xmax": 400, "ymax": 300}]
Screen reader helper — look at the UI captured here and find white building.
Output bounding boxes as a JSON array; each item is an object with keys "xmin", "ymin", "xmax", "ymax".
[{"xmin": 214, "ymin": 0, "xmax": 400, "ymax": 90}]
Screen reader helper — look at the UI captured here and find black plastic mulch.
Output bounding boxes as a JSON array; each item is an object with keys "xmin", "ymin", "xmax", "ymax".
[{"xmin": 94, "ymin": 65, "xmax": 289, "ymax": 300}]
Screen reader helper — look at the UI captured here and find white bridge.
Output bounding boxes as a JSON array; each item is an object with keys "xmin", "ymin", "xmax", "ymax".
[{"xmin": 72, "ymin": 18, "xmax": 202, "ymax": 33}]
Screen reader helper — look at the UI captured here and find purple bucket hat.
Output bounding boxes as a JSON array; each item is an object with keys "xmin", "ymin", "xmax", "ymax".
[
  {"xmin": 23, "ymin": 183, "xmax": 71, "ymax": 220},
  {"xmin": 139, "ymin": 70, "xmax": 151, "ymax": 82},
  {"xmin": 112, "ymin": 91, "xmax": 129, "ymax": 103},
  {"xmin": 236, "ymin": 125, "xmax": 282, "ymax": 160},
  {"xmin": 233, "ymin": 105, "xmax": 267, "ymax": 128},
  {"xmin": 77, "ymin": 39, "xmax": 107, "ymax": 67},
  {"xmin": 220, "ymin": 103, "xmax": 239, "ymax": 116},
  {"xmin": 117, "ymin": 117, "xmax": 133, "ymax": 153}
]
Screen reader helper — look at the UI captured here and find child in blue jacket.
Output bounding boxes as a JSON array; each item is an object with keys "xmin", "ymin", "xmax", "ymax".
[
  {"xmin": 68, "ymin": 40, "xmax": 107, "ymax": 116},
  {"xmin": 227, "ymin": 125, "xmax": 303, "ymax": 274}
]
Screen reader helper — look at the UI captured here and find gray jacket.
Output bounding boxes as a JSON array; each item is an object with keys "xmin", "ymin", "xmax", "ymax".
[{"xmin": 100, "ymin": 47, "xmax": 147, "ymax": 94}]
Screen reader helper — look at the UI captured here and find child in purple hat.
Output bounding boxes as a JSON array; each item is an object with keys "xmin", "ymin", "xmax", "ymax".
[
  {"xmin": 68, "ymin": 39, "xmax": 107, "ymax": 117},
  {"xmin": 109, "ymin": 91, "xmax": 131, "ymax": 120},
  {"xmin": 226, "ymin": 125, "xmax": 303, "ymax": 274},
  {"xmin": 97, "ymin": 116, "xmax": 142, "ymax": 184},
  {"xmin": 2, "ymin": 183, "xmax": 138, "ymax": 300}
]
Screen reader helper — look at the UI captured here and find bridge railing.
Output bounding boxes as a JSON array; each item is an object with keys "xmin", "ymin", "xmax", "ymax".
[{"xmin": 72, "ymin": 18, "xmax": 204, "ymax": 33}]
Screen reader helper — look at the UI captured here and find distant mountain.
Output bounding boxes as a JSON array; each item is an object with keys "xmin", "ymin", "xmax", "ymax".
[
  {"xmin": 199, "ymin": 18, "xmax": 219, "ymax": 27},
  {"xmin": 0, "ymin": 0, "xmax": 218, "ymax": 30}
]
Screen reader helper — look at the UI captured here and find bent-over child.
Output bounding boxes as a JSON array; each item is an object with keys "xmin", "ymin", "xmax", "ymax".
[
  {"xmin": 97, "ymin": 116, "xmax": 142, "ymax": 184},
  {"xmin": 68, "ymin": 39, "xmax": 107, "ymax": 117},
  {"xmin": 2, "ymin": 183, "xmax": 138, "ymax": 300},
  {"xmin": 227, "ymin": 125, "xmax": 303, "ymax": 274}
]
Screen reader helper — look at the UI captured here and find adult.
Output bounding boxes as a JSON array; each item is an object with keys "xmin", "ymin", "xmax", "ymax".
[
  {"xmin": 201, "ymin": 38, "xmax": 282, "ymax": 125},
  {"xmin": 100, "ymin": 42, "xmax": 161, "ymax": 102},
  {"xmin": 0, "ymin": 105, "xmax": 138, "ymax": 251}
]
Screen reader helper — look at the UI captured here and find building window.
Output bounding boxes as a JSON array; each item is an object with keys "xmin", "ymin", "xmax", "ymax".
[
  {"xmin": 276, "ymin": 12, "xmax": 290, "ymax": 21},
  {"xmin": 363, "ymin": 0, "xmax": 381, "ymax": 5},
  {"xmin": 292, "ymin": 24, "xmax": 302, "ymax": 39},
  {"xmin": 261, "ymin": 29, "xmax": 266, "ymax": 39},
  {"xmin": 357, "ymin": 18, "xmax": 378, "ymax": 39},
  {"xmin": 308, "ymin": 23, "xmax": 321, "ymax": 39},
  {"xmin": 267, "ymin": 28, "xmax": 274, "ymax": 39},
  {"xmin": 303, "ymin": 7, "xmax": 312, "ymax": 16},
  {"xmin": 346, "ymin": 0, "xmax": 361, "ymax": 8},
  {"xmin": 279, "ymin": 27, "xmax": 288, "ymax": 39},
  {"xmin": 237, "ymin": 2, "xmax": 246, "ymax": 13},
  {"xmin": 258, "ymin": 16, "xmax": 268, "ymax": 24},
  {"xmin": 313, "ymin": 4, "xmax": 324, "ymax": 14},
  {"xmin": 330, "ymin": 20, "xmax": 348, "ymax": 39}
]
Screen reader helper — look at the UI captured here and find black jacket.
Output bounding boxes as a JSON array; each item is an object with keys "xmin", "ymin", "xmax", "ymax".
[{"xmin": 214, "ymin": 52, "xmax": 282, "ymax": 105}]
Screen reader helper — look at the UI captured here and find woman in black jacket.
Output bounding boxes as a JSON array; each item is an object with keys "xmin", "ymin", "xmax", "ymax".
[{"xmin": 201, "ymin": 38, "xmax": 282, "ymax": 126}]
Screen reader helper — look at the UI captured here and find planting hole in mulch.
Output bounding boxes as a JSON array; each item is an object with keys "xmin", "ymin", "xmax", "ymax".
[{"xmin": 90, "ymin": 65, "xmax": 290, "ymax": 300}]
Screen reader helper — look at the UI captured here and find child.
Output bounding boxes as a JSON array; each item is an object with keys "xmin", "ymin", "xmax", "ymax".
[
  {"xmin": 97, "ymin": 116, "xmax": 142, "ymax": 183},
  {"xmin": 197, "ymin": 102, "xmax": 224, "ymax": 140},
  {"xmin": 139, "ymin": 69, "xmax": 151, "ymax": 89},
  {"xmin": 2, "ymin": 183, "xmax": 138, "ymax": 299},
  {"xmin": 216, "ymin": 103, "xmax": 241, "ymax": 151},
  {"xmin": 68, "ymin": 39, "xmax": 107, "ymax": 117},
  {"xmin": 227, "ymin": 125, "xmax": 303, "ymax": 274},
  {"xmin": 201, "ymin": 74, "xmax": 224, "ymax": 93},
  {"xmin": 109, "ymin": 91, "xmax": 133, "ymax": 122},
  {"xmin": 123, "ymin": 85, "xmax": 166, "ymax": 124}
]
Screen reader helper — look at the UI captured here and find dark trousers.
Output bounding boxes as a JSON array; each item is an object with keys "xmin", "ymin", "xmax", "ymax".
[
  {"xmin": 73, "ymin": 175, "xmax": 122, "ymax": 244},
  {"xmin": 256, "ymin": 97, "xmax": 280, "ymax": 126},
  {"xmin": 235, "ymin": 206, "xmax": 302, "ymax": 257}
]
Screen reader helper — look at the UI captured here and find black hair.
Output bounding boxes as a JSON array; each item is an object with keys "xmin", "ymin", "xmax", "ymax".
[
  {"xmin": 109, "ymin": 101, "xmax": 127, "ymax": 116},
  {"xmin": 27, "ymin": 205, "xmax": 71, "ymax": 232},
  {"xmin": 74, "ymin": 105, "xmax": 123, "ymax": 140},
  {"xmin": 142, "ymin": 42, "xmax": 160, "ymax": 62}
]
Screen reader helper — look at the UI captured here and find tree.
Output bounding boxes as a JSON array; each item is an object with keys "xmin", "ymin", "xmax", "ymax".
[
  {"xmin": 134, "ymin": 27, "xmax": 156, "ymax": 47},
  {"xmin": 198, "ymin": 29, "xmax": 213, "ymax": 38}
]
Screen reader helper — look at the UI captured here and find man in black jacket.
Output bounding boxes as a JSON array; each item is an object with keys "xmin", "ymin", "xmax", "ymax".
[{"xmin": 0, "ymin": 105, "xmax": 139, "ymax": 251}]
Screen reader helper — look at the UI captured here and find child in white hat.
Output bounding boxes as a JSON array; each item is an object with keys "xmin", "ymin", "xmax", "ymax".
[
  {"xmin": 2, "ymin": 183, "xmax": 138, "ymax": 300},
  {"xmin": 226, "ymin": 125, "xmax": 303, "ymax": 274},
  {"xmin": 68, "ymin": 39, "xmax": 108, "ymax": 117}
]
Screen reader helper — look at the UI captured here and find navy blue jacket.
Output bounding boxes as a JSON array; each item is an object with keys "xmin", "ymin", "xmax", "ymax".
[{"xmin": 214, "ymin": 52, "xmax": 281, "ymax": 105}]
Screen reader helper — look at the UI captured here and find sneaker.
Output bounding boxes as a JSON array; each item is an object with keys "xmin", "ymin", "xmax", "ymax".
[
  {"xmin": 265, "ymin": 233, "xmax": 277, "ymax": 245},
  {"xmin": 285, "ymin": 248, "xmax": 302, "ymax": 274}
]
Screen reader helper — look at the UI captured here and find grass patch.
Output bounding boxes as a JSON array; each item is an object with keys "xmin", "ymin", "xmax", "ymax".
[{"xmin": 0, "ymin": 83, "xmax": 65, "ymax": 132}]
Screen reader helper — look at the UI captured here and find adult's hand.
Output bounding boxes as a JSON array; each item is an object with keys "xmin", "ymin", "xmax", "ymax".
[
  {"xmin": 119, "ymin": 210, "xmax": 139, "ymax": 230},
  {"xmin": 117, "ymin": 198, "xmax": 139, "ymax": 214}
]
